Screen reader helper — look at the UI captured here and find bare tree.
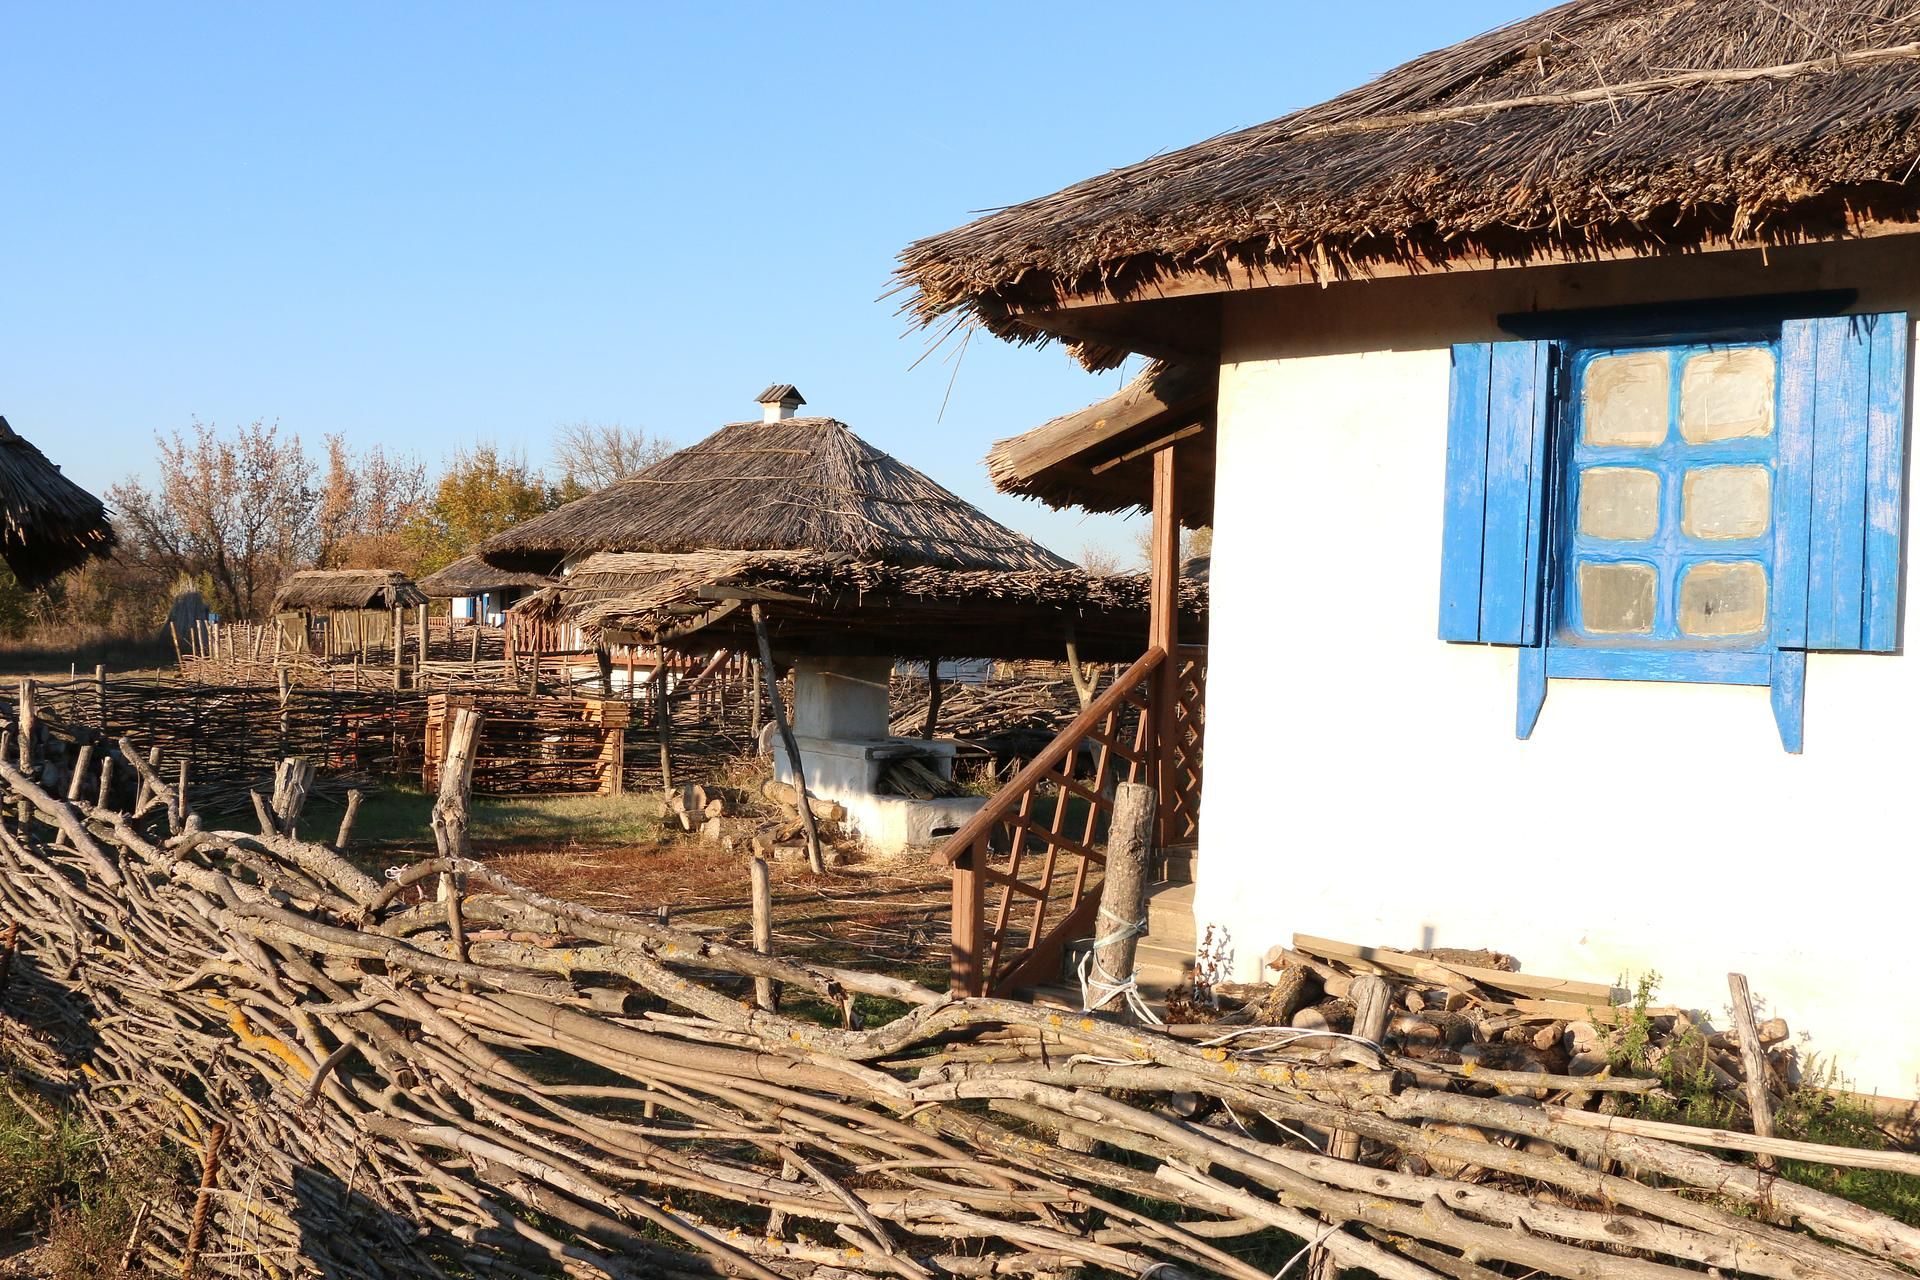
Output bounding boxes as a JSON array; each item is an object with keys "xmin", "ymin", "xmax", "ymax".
[
  {"xmin": 108, "ymin": 420, "xmax": 316, "ymax": 618},
  {"xmin": 1079, "ymin": 543, "xmax": 1127, "ymax": 577},
  {"xmin": 552, "ymin": 421, "xmax": 674, "ymax": 496},
  {"xmin": 315, "ymin": 435, "xmax": 429, "ymax": 570}
]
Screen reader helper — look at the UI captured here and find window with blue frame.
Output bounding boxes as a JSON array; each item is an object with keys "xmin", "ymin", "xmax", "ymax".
[
  {"xmin": 1439, "ymin": 309, "xmax": 1910, "ymax": 754},
  {"xmin": 1563, "ymin": 342, "xmax": 1777, "ymax": 649}
]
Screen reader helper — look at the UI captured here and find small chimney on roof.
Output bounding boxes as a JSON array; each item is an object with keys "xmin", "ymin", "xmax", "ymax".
[{"xmin": 755, "ymin": 383, "xmax": 806, "ymax": 423}]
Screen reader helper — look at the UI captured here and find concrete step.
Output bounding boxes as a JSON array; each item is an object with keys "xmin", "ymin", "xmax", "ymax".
[
  {"xmin": 1156, "ymin": 843, "xmax": 1198, "ymax": 885},
  {"xmin": 1064, "ymin": 935, "xmax": 1194, "ymax": 982},
  {"xmin": 1146, "ymin": 882, "xmax": 1195, "ymax": 945}
]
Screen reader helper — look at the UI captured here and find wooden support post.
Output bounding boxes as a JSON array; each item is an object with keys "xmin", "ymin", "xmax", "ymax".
[
  {"xmin": 1729, "ymin": 973, "xmax": 1779, "ymax": 1175},
  {"xmin": 95, "ymin": 664, "xmax": 107, "ymax": 730},
  {"xmin": 392, "ymin": 606, "xmax": 404, "ymax": 689},
  {"xmin": 417, "ymin": 602, "xmax": 429, "ymax": 670},
  {"xmin": 470, "ymin": 622, "xmax": 481, "ymax": 668},
  {"xmin": 1064, "ymin": 625, "xmax": 1098, "ymax": 710},
  {"xmin": 950, "ymin": 836, "xmax": 986, "ymax": 996},
  {"xmin": 749, "ymin": 659, "xmax": 763, "ymax": 738},
  {"xmin": 654, "ymin": 670, "xmax": 673, "ymax": 791},
  {"xmin": 1086, "ymin": 781, "xmax": 1155, "ymax": 1020},
  {"xmin": 1148, "ymin": 444, "xmax": 1181, "ymax": 848},
  {"xmin": 750, "ymin": 605, "xmax": 823, "ymax": 875},
  {"xmin": 597, "ymin": 648, "xmax": 615, "ymax": 698},
  {"xmin": 749, "ymin": 856, "xmax": 776, "ymax": 1012},
  {"xmin": 923, "ymin": 657, "xmax": 942, "ymax": 740}
]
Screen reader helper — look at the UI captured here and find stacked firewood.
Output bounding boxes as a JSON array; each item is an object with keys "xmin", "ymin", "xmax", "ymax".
[{"xmin": 0, "ymin": 738, "xmax": 1915, "ymax": 1279}]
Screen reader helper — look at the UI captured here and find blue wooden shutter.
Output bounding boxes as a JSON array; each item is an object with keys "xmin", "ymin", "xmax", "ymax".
[
  {"xmin": 1774, "ymin": 313, "xmax": 1909, "ymax": 653},
  {"xmin": 1439, "ymin": 340, "xmax": 1554, "ymax": 644}
]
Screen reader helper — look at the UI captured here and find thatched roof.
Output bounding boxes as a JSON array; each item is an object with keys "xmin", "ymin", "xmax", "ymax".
[
  {"xmin": 987, "ymin": 362, "xmax": 1215, "ymax": 519},
  {"xmin": 271, "ymin": 569, "xmax": 426, "ymax": 614},
  {"xmin": 415, "ymin": 555, "xmax": 552, "ymax": 598},
  {"xmin": 480, "ymin": 416, "xmax": 1073, "ymax": 574},
  {"xmin": 897, "ymin": 0, "xmax": 1920, "ymax": 359},
  {"xmin": 521, "ymin": 550, "xmax": 1207, "ymax": 661},
  {"xmin": 0, "ymin": 417, "xmax": 116, "ymax": 590}
]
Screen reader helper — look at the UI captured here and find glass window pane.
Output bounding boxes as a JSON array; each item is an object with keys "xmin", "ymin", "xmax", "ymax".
[
  {"xmin": 1680, "ymin": 348, "xmax": 1775, "ymax": 443},
  {"xmin": 1578, "ymin": 467, "xmax": 1660, "ymax": 540},
  {"xmin": 1679, "ymin": 561, "xmax": 1768, "ymax": 637},
  {"xmin": 1683, "ymin": 465, "xmax": 1771, "ymax": 540},
  {"xmin": 1582, "ymin": 352, "xmax": 1670, "ymax": 447},
  {"xmin": 1579, "ymin": 561, "xmax": 1657, "ymax": 634}
]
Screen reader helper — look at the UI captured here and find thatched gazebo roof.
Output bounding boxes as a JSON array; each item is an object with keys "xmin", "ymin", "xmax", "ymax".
[
  {"xmin": 0, "ymin": 416, "xmax": 116, "ymax": 590},
  {"xmin": 896, "ymin": 0, "xmax": 1920, "ymax": 363},
  {"xmin": 480, "ymin": 416, "xmax": 1073, "ymax": 574},
  {"xmin": 518, "ymin": 550, "xmax": 1207, "ymax": 661},
  {"xmin": 271, "ymin": 569, "xmax": 426, "ymax": 614},
  {"xmin": 415, "ymin": 555, "xmax": 552, "ymax": 598}
]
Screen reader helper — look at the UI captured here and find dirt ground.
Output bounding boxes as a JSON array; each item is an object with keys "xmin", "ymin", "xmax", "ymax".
[{"xmin": 480, "ymin": 840, "xmax": 955, "ymax": 987}]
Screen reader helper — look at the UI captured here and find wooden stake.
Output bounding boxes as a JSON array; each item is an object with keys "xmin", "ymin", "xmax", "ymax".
[
  {"xmin": 68, "ymin": 744, "xmax": 93, "ymax": 803},
  {"xmin": 750, "ymin": 605, "xmax": 823, "ymax": 875},
  {"xmin": 95, "ymin": 663, "xmax": 108, "ymax": 730},
  {"xmin": 1086, "ymin": 782, "xmax": 1155, "ymax": 1020},
  {"xmin": 336, "ymin": 788, "xmax": 365, "ymax": 849},
  {"xmin": 1728, "ymin": 972, "xmax": 1779, "ymax": 1175},
  {"xmin": 749, "ymin": 856, "xmax": 776, "ymax": 1013},
  {"xmin": 431, "ymin": 708, "xmax": 483, "ymax": 967},
  {"xmin": 16, "ymin": 678, "xmax": 33, "ymax": 773},
  {"xmin": 1314, "ymin": 971, "xmax": 1394, "ymax": 1280}
]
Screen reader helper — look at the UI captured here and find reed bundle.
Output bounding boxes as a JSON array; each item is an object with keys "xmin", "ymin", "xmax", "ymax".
[{"xmin": 0, "ymin": 733, "xmax": 1914, "ymax": 1279}]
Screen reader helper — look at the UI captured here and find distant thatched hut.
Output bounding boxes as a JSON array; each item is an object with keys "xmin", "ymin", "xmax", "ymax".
[
  {"xmin": 271, "ymin": 569, "xmax": 426, "ymax": 657},
  {"xmin": 482, "ymin": 388, "xmax": 1195, "ymax": 850},
  {"xmin": 0, "ymin": 416, "xmax": 116, "ymax": 589},
  {"xmin": 415, "ymin": 555, "xmax": 550, "ymax": 627}
]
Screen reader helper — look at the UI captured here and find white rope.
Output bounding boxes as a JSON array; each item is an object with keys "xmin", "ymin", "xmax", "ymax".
[
  {"xmin": 1077, "ymin": 905, "xmax": 1163, "ymax": 1026},
  {"xmin": 1273, "ymin": 1221, "xmax": 1344, "ymax": 1279}
]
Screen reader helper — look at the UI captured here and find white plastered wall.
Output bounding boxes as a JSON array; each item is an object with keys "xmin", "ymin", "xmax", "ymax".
[{"xmin": 1195, "ymin": 238, "xmax": 1920, "ymax": 1096}]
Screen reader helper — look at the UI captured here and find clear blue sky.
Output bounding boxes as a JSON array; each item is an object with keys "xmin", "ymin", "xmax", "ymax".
[{"xmin": 3, "ymin": 1, "xmax": 1539, "ymax": 564}]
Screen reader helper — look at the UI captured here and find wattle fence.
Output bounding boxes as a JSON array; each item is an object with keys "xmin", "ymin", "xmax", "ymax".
[{"xmin": 0, "ymin": 736, "xmax": 1912, "ymax": 1279}]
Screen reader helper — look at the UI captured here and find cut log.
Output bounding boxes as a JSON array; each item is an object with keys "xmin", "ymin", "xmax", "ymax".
[{"xmin": 1083, "ymin": 782, "xmax": 1154, "ymax": 1020}]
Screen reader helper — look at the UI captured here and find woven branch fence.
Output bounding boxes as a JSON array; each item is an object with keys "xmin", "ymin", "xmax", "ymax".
[{"xmin": 0, "ymin": 724, "xmax": 1915, "ymax": 1279}]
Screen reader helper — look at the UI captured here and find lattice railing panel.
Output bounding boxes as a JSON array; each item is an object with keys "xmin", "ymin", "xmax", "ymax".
[{"xmin": 939, "ymin": 650, "xmax": 1163, "ymax": 996}]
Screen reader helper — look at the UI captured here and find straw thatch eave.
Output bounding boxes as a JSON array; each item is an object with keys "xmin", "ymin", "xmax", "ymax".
[
  {"xmin": 0, "ymin": 417, "xmax": 116, "ymax": 590},
  {"xmin": 896, "ymin": 0, "xmax": 1920, "ymax": 364},
  {"xmin": 415, "ymin": 555, "xmax": 553, "ymax": 598},
  {"xmin": 523, "ymin": 550, "xmax": 1207, "ymax": 662},
  {"xmin": 271, "ymin": 569, "xmax": 426, "ymax": 614},
  {"xmin": 987, "ymin": 362, "xmax": 1217, "ymax": 519},
  {"xmin": 479, "ymin": 416, "xmax": 1073, "ymax": 574}
]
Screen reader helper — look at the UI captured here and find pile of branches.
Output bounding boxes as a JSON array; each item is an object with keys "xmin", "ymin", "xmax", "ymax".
[
  {"xmin": 0, "ymin": 738, "xmax": 1916, "ymax": 1279},
  {"xmin": 889, "ymin": 675, "xmax": 1081, "ymax": 741}
]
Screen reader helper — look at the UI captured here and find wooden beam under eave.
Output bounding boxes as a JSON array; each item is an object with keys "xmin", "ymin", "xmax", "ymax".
[{"xmin": 1000, "ymin": 216, "xmax": 1920, "ymax": 316}]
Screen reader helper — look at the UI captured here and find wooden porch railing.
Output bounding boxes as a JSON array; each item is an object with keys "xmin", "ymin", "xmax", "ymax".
[
  {"xmin": 937, "ymin": 648, "xmax": 1163, "ymax": 997},
  {"xmin": 1163, "ymin": 644, "xmax": 1207, "ymax": 845}
]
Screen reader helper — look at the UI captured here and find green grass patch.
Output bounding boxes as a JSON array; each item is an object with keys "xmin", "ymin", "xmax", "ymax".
[
  {"xmin": 0, "ymin": 1081, "xmax": 181, "ymax": 1276},
  {"xmin": 305, "ymin": 785, "xmax": 668, "ymax": 851}
]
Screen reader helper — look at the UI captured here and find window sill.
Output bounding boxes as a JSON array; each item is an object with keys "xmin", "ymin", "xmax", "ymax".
[{"xmin": 1515, "ymin": 645, "xmax": 1806, "ymax": 753}]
